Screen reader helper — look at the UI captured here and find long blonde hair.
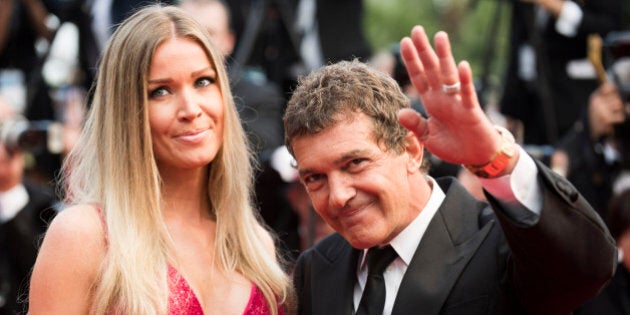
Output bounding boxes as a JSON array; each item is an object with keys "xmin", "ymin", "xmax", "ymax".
[{"xmin": 62, "ymin": 5, "xmax": 293, "ymax": 314}]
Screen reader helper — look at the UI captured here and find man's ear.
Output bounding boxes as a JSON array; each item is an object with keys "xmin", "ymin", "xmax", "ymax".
[{"xmin": 404, "ymin": 131, "xmax": 424, "ymax": 172}]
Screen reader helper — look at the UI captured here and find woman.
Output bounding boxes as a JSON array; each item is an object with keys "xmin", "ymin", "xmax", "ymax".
[{"xmin": 28, "ymin": 5, "xmax": 294, "ymax": 314}]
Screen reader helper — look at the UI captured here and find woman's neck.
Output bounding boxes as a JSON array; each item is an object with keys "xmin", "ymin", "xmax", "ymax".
[{"xmin": 160, "ymin": 166, "xmax": 212, "ymax": 223}]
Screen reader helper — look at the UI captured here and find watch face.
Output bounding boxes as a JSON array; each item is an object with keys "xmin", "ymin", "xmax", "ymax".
[
  {"xmin": 484, "ymin": 153, "xmax": 511, "ymax": 178},
  {"xmin": 465, "ymin": 125, "xmax": 516, "ymax": 178}
]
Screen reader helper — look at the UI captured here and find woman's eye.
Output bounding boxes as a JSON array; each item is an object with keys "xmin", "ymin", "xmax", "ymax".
[
  {"xmin": 196, "ymin": 76, "xmax": 216, "ymax": 87},
  {"xmin": 149, "ymin": 87, "xmax": 169, "ymax": 99}
]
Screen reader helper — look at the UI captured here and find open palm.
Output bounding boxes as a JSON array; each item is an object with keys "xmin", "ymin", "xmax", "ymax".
[{"xmin": 397, "ymin": 26, "xmax": 502, "ymax": 166}]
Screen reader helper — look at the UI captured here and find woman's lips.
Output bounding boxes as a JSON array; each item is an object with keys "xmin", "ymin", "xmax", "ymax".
[{"xmin": 174, "ymin": 129, "xmax": 210, "ymax": 144}]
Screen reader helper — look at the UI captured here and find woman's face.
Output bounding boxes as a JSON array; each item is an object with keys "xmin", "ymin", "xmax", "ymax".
[{"xmin": 147, "ymin": 37, "xmax": 224, "ymax": 172}]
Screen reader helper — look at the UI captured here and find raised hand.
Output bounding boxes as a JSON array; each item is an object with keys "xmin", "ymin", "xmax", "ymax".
[{"xmin": 397, "ymin": 26, "xmax": 515, "ymax": 169}]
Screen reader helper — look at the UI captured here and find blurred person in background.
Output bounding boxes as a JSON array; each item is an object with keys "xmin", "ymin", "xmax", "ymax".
[
  {"xmin": 500, "ymin": 0, "xmax": 623, "ymax": 146},
  {"xmin": 224, "ymin": 0, "xmax": 372, "ymax": 100},
  {"xmin": 550, "ymin": 82, "xmax": 628, "ymax": 217},
  {"xmin": 59, "ymin": 0, "xmax": 176, "ymax": 95},
  {"xmin": 0, "ymin": 0, "xmax": 60, "ymax": 117},
  {"xmin": 0, "ymin": 95, "xmax": 57, "ymax": 315},
  {"xmin": 1, "ymin": 0, "xmax": 64, "ymax": 191},
  {"xmin": 550, "ymin": 31, "xmax": 630, "ymax": 219}
]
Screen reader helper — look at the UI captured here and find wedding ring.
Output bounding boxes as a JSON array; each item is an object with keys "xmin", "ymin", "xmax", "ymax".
[{"xmin": 441, "ymin": 82, "xmax": 461, "ymax": 94}]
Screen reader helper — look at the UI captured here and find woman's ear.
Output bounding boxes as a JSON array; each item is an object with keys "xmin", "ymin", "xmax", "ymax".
[{"xmin": 404, "ymin": 131, "xmax": 424, "ymax": 173}]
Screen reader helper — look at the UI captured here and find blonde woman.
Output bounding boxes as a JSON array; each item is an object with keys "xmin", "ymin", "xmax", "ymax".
[{"xmin": 29, "ymin": 5, "xmax": 294, "ymax": 314}]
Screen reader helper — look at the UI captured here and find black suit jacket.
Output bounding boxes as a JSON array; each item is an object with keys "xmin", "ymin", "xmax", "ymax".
[
  {"xmin": 293, "ymin": 160, "xmax": 616, "ymax": 315},
  {"xmin": 0, "ymin": 183, "xmax": 57, "ymax": 314},
  {"xmin": 574, "ymin": 264, "xmax": 630, "ymax": 315}
]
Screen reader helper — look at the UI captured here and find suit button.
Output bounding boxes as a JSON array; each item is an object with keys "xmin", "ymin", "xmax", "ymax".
[{"xmin": 557, "ymin": 179, "xmax": 578, "ymax": 202}]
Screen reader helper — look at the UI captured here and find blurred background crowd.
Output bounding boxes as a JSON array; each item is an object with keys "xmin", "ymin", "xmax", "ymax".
[{"xmin": 0, "ymin": 0, "xmax": 629, "ymax": 313}]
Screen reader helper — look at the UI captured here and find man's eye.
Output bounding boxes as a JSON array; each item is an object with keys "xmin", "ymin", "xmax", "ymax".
[
  {"xmin": 348, "ymin": 158, "xmax": 367, "ymax": 169},
  {"xmin": 149, "ymin": 87, "xmax": 169, "ymax": 99},
  {"xmin": 302, "ymin": 174, "xmax": 324, "ymax": 190},
  {"xmin": 303, "ymin": 174, "xmax": 321, "ymax": 184},
  {"xmin": 351, "ymin": 158, "xmax": 366, "ymax": 165}
]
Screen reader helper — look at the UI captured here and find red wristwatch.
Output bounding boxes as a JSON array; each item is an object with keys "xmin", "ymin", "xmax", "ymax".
[{"xmin": 464, "ymin": 126, "xmax": 516, "ymax": 178}]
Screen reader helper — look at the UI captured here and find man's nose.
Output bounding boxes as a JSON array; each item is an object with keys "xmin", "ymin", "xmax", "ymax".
[{"xmin": 328, "ymin": 174, "xmax": 356, "ymax": 208}]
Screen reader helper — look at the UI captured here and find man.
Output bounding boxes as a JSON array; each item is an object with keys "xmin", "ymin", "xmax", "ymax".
[
  {"xmin": 284, "ymin": 26, "xmax": 616, "ymax": 314},
  {"xmin": 0, "ymin": 96, "xmax": 57, "ymax": 314}
]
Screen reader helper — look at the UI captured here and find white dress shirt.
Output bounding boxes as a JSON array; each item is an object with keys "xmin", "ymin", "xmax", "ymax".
[
  {"xmin": 0, "ymin": 183, "xmax": 29, "ymax": 223},
  {"xmin": 353, "ymin": 146, "xmax": 543, "ymax": 314}
]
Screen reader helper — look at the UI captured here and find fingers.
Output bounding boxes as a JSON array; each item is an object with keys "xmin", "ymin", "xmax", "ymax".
[
  {"xmin": 410, "ymin": 26, "xmax": 441, "ymax": 90},
  {"xmin": 458, "ymin": 61, "xmax": 478, "ymax": 110},
  {"xmin": 435, "ymin": 32, "xmax": 459, "ymax": 86},
  {"xmin": 406, "ymin": 26, "xmax": 466, "ymax": 94},
  {"xmin": 402, "ymin": 25, "xmax": 481, "ymax": 111},
  {"xmin": 400, "ymin": 37, "xmax": 428, "ymax": 93}
]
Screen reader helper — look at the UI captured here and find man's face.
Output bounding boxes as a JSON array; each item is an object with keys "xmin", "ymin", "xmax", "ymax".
[
  {"xmin": 0, "ymin": 144, "xmax": 24, "ymax": 192},
  {"xmin": 291, "ymin": 113, "xmax": 420, "ymax": 249}
]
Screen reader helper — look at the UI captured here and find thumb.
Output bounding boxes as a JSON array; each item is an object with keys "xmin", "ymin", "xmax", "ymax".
[{"xmin": 398, "ymin": 108, "xmax": 427, "ymax": 141}]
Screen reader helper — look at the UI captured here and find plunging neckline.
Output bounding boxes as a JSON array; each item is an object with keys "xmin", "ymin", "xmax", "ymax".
[{"xmin": 168, "ymin": 265, "xmax": 265, "ymax": 315}]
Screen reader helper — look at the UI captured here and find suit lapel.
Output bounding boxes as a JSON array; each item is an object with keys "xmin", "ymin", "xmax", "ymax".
[
  {"xmin": 310, "ymin": 235, "xmax": 360, "ymax": 315},
  {"xmin": 392, "ymin": 179, "xmax": 494, "ymax": 315}
]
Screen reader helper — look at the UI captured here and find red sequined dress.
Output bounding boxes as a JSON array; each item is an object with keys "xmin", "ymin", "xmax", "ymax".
[
  {"xmin": 95, "ymin": 206, "xmax": 281, "ymax": 314},
  {"xmin": 167, "ymin": 265, "xmax": 282, "ymax": 315}
]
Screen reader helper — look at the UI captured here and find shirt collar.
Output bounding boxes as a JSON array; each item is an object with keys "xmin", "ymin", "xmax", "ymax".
[
  {"xmin": 360, "ymin": 177, "xmax": 446, "ymax": 268},
  {"xmin": 390, "ymin": 176, "xmax": 445, "ymax": 265}
]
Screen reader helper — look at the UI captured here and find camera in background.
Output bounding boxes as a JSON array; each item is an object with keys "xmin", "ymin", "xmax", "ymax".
[{"xmin": 0, "ymin": 116, "xmax": 64, "ymax": 156}]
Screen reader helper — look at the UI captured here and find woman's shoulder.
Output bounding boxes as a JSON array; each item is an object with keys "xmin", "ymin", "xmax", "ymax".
[
  {"xmin": 34, "ymin": 203, "xmax": 107, "ymax": 269},
  {"xmin": 29, "ymin": 203, "xmax": 107, "ymax": 313},
  {"xmin": 45, "ymin": 203, "xmax": 106, "ymax": 247}
]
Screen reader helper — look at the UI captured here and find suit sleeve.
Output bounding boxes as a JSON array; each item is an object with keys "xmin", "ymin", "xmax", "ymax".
[{"xmin": 486, "ymin": 159, "xmax": 617, "ymax": 314}]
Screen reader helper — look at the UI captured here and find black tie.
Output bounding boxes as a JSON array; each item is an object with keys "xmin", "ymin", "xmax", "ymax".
[{"xmin": 356, "ymin": 245, "xmax": 398, "ymax": 315}]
